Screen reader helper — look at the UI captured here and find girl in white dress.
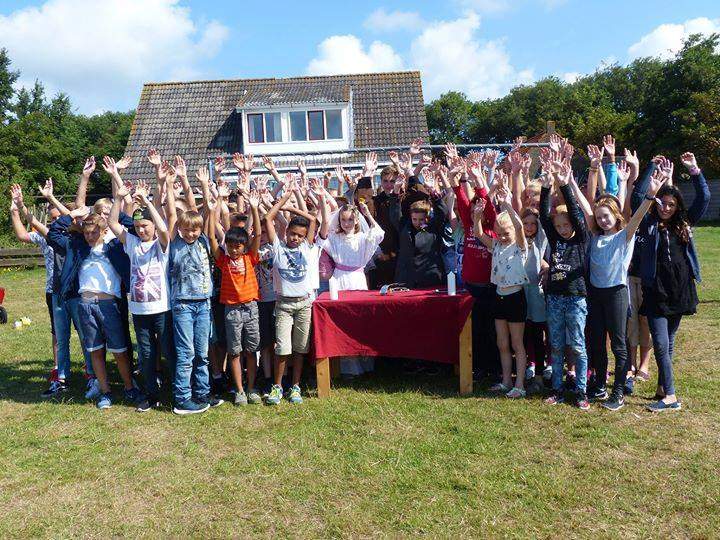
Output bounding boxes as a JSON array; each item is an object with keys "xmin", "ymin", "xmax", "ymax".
[{"xmin": 318, "ymin": 200, "xmax": 385, "ymax": 376}]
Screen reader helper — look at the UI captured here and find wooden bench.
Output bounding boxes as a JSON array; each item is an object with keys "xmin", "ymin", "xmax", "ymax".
[{"xmin": 0, "ymin": 247, "xmax": 45, "ymax": 268}]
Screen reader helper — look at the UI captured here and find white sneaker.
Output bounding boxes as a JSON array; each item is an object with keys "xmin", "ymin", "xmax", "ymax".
[
  {"xmin": 525, "ymin": 365, "xmax": 536, "ymax": 380},
  {"xmin": 542, "ymin": 365, "xmax": 553, "ymax": 381},
  {"xmin": 506, "ymin": 386, "xmax": 527, "ymax": 399},
  {"xmin": 85, "ymin": 377, "xmax": 101, "ymax": 400}
]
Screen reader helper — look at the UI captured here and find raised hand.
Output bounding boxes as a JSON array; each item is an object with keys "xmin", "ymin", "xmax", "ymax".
[
  {"xmin": 616, "ymin": 161, "xmax": 631, "ymax": 183},
  {"xmin": 134, "ymin": 180, "xmax": 150, "ymax": 201},
  {"xmin": 508, "ymin": 150, "xmax": 523, "ymax": 173},
  {"xmin": 297, "ymin": 158, "xmax": 307, "ymax": 176},
  {"xmin": 83, "ymin": 156, "xmax": 96, "ymax": 176},
  {"xmin": 409, "ymin": 137, "xmax": 424, "ymax": 155},
  {"xmin": 147, "ymin": 149, "xmax": 162, "ymax": 167},
  {"xmin": 261, "ymin": 155, "xmax": 275, "ymax": 172},
  {"xmin": 680, "ymin": 152, "xmax": 698, "ymax": 171},
  {"xmin": 248, "ymin": 189, "xmax": 261, "ymax": 208},
  {"xmin": 648, "ymin": 168, "xmax": 669, "ymax": 196},
  {"xmin": 162, "ymin": 161, "xmax": 177, "ymax": 182},
  {"xmin": 196, "ymin": 166, "xmax": 210, "ymax": 186},
  {"xmin": 448, "ymin": 156, "xmax": 466, "ymax": 178},
  {"xmin": 358, "ymin": 201, "xmax": 371, "ymax": 217},
  {"xmin": 11, "ymin": 183, "xmax": 24, "ymax": 206},
  {"xmin": 102, "ymin": 156, "xmax": 118, "ymax": 176},
  {"xmin": 472, "ymin": 198, "xmax": 486, "ymax": 222},
  {"xmin": 243, "ymin": 153, "xmax": 255, "ymax": 171},
  {"xmin": 38, "ymin": 178, "xmax": 53, "ymax": 199},
  {"xmin": 624, "ymin": 148, "xmax": 639, "ymax": 173},
  {"xmin": 309, "ymin": 177, "xmax": 322, "ymax": 193},
  {"xmin": 347, "ymin": 173, "xmax": 360, "ymax": 191},
  {"xmin": 255, "ymin": 175, "xmax": 269, "ymax": 193},
  {"xmin": 69, "ymin": 205, "xmax": 91, "ymax": 219},
  {"xmin": 399, "ymin": 152, "xmax": 412, "ymax": 172},
  {"xmin": 116, "ymin": 156, "xmax": 132, "ymax": 170},
  {"xmin": 602, "ymin": 134, "xmax": 616, "ymax": 160},
  {"xmin": 483, "ymin": 150, "xmax": 499, "ymax": 170},
  {"xmin": 214, "ymin": 156, "xmax": 226, "ymax": 174},
  {"xmin": 555, "ymin": 163, "xmax": 571, "ymax": 186},
  {"xmin": 393, "ymin": 174, "xmax": 406, "ymax": 195},
  {"xmin": 174, "ymin": 156, "xmax": 187, "ymax": 178},
  {"xmin": 232, "ymin": 152, "xmax": 245, "ymax": 171},
  {"xmin": 548, "ymin": 133, "xmax": 562, "ymax": 153},
  {"xmin": 587, "ymin": 145, "xmax": 604, "ymax": 168},
  {"xmin": 443, "ymin": 142, "xmax": 459, "ymax": 162},
  {"xmin": 658, "ymin": 157, "xmax": 674, "ymax": 181},
  {"xmin": 363, "ymin": 152, "xmax": 378, "ymax": 177},
  {"xmin": 388, "ymin": 151, "xmax": 401, "ymax": 169},
  {"xmin": 521, "ymin": 153, "xmax": 533, "ymax": 176},
  {"xmin": 217, "ymin": 178, "xmax": 231, "ymax": 198},
  {"xmin": 561, "ymin": 140, "xmax": 575, "ymax": 161}
]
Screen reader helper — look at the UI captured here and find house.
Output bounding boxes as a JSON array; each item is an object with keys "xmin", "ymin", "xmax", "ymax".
[{"xmin": 122, "ymin": 71, "xmax": 428, "ymax": 185}]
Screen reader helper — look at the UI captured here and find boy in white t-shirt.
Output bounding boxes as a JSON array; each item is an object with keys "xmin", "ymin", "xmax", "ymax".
[
  {"xmin": 263, "ymin": 182, "xmax": 320, "ymax": 405},
  {"xmin": 109, "ymin": 181, "xmax": 174, "ymax": 412}
]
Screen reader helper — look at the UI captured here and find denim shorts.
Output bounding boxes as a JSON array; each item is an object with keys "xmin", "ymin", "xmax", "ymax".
[
  {"xmin": 225, "ymin": 301, "xmax": 260, "ymax": 356},
  {"xmin": 79, "ymin": 298, "xmax": 128, "ymax": 353}
]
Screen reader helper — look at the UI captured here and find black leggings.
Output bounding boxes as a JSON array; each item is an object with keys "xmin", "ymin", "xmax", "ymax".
[
  {"xmin": 465, "ymin": 282, "xmax": 500, "ymax": 377},
  {"xmin": 589, "ymin": 284, "xmax": 629, "ymax": 392}
]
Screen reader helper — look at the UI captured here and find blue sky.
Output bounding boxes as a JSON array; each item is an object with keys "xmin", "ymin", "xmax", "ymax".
[{"xmin": 1, "ymin": 0, "xmax": 719, "ymax": 114}]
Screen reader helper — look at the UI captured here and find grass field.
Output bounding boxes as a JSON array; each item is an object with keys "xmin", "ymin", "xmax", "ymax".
[{"xmin": 1, "ymin": 227, "xmax": 719, "ymax": 538}]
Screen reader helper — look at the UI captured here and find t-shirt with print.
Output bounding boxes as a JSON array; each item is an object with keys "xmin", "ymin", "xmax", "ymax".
[
  {"xmin": 216, "ymin": 250, "xmax": 260, "ymax": 305},
  {"xmin": 169, "ymin": 234, "xmax": 213, "ymax": 302},
  {"xmin": 29, "ymin": 232, "xmax": 54, "ymax": 293},
  {"xmin": 79, "ymin": 244, "xmax": 122, "ymax": 298},
  {"xmin": 491, "ymin": 241, "xmax": 529, "ymax": 292},
  {"xmin": 255, "ymin": 243, "xmax": 276, "ymax": 302},
  {"xmin": 271, "ymin": 236, "xmax": 320, "ymax": 298},
  {"xmin": 588, "ymin": 228, "xmax": 634, "ymax": 288},
  {"xmin": 124, "ymin": 233, "xmax": 170, "ymax": 315}
]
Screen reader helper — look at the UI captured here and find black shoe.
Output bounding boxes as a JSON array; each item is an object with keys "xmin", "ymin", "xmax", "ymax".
[
  {"xmin": 136, "ymin": 398, "xmax": 160, "ymax": 413},
  {"xmin": 601, "ymin": 391, "xmax": 625, "ymax": 411},
  {"xmin": 41, "ymin": 380, "xmax": 68, "ymax": 398},
  {"xmin": 563, "ymin": 373, "xmax": 577, "ymax": 391},
  {"xmin": 588, "ymin": 385, "xmax": 608, "ymax": 401}
]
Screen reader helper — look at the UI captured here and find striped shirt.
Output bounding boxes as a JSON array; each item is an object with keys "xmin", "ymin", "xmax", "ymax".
[{"xmin": 216, "ymin": 250, "xmax": 260, "ymax": 305}]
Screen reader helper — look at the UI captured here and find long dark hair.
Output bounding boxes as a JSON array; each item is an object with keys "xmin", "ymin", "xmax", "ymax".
[{"xmin": 652, "ymin": 185, "xmax": 691, "ymax": 243}]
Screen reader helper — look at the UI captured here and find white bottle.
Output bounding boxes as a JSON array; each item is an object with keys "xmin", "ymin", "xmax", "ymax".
[
  {"xmin": 447, "ymin": 272, "xmax": 456, "ymax": 296},
  {"xmin": 329, "ymin": 277, "xmax": 339, "ymax": 300}
]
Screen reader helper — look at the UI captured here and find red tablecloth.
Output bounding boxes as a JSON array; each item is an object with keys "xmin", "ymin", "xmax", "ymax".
[{"xmin": 312, "ymin": 289, "xmax": 474, "ymax": 364}]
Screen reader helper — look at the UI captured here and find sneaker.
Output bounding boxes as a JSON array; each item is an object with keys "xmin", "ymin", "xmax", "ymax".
[
  {"xmin": 576, "ymin": 394, "xmax": 590, "ymax": 411},
  {"xmin": 199, "ymin": 395, "xmax": 224, "ymax": 408},
  {"xmin": 124, "ymin": 387, "xmax": 144, "ymax": 404},
  {"xmin": 84, "ymin": 377, "xmax": 101, "ymax": 400},
  {"xmin": 136, "ymin": 399, "xmax": 160, "ymax": 413},
  {"xmin": 601, "ymin": 391, "xmax": 625, "ymax": 411},
  {"xmin": 266, "ymin": 384, "xmax": 283, "ymax": 405},
  {"xmin": 96, "ymin": 393, "xmax": 113, "ymax": 410},
  {"xmin": 288, "ymin": 384, "xmax": 303, "ymax": 404},
  {"xmin": 233, "ymin": 391, "xmax": 248, "ymax": 406},
  {"xmin": 489, "ymin": 382, "xmax": 511, "ymax": 393},
  {"xmin": 505, "ymin": 386, "xmax": 526, "ymax": 399},
  {"xmin": 525, "ymin": 364, "xmax": 536, "ymax": 380},
  {"xmin": 563, "ymin": 373, "xmax": 577, "ymax": 392},
  {"xmin": 542, "ymin": 365, "xmax": 553, "ymax": 381},
  {"xmin": 41, "ymin": 380, "xmax": 68, "ymax": 398},
  {"xmin": 624, "ymin": 376, "xmax": 635, "ymax": 396},
  {"xmin": 588, "ymin": 385, "xmax": 608, "ymax": 401},
  {"xmin": 172, "ymin": 399, "xmax": 210, "ymax": 415},
  {"xmin": 544, "ymin": 392, "xmax": 565, "ymax": 405},
  {"xmin": 247, "ymin": 389, "xmax": 262, "ymax": 405},
  {"xmin": 646, "ymin": 399, "xmax": 681, "ymax": 412}
]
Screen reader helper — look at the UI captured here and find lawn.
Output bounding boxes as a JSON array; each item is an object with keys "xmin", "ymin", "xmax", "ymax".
[{"xmin": 1, "ymin": 227, "xmax": 719, "ymax": 538}]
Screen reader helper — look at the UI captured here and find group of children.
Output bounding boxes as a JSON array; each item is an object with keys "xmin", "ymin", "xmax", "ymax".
[{"xmin": 9, "ymin": 134, "xmax": 710, "ymax": 414}]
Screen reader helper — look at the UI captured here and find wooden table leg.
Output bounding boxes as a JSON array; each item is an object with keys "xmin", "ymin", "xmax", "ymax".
[
  {"xmin": 459, "ymin": 314, "xmax": 473, "ymax": 396},
  {"xmin": 316, "ymin": 357, "xmax": 331, "ymax": 398}
]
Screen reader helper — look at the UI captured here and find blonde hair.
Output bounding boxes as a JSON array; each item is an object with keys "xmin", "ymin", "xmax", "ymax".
[
  {"xmin": 525, "ymin": 180, "xmax": 541, "ymax": 195},
  {"xmin": 381, "ymin": 165, "xmax": 399, "ymax": 179},
  {"xmin": 494, "ymin": 211, "xmax": 513, "ymax": 229},
  {"xmin": 93, "ymin": 198, "xmax": 112, "ymax": 215},
  {"xmin": 177, "ymin": 210, "xmax": 204, "ymax": 230},
  {"xmin": 336, "ymin": 205, "xmax": 361, "ymax": 235},
  {"xmin": 552, "ymin": 205, "xmax": 569, "ymax": 225},
  {"xmin": 82, "ymin": 213, "xmax": 108, "ymax": 231},
  {"xmin": 593, "ymin": 195, "xmax": 625, "ymax": 233}
]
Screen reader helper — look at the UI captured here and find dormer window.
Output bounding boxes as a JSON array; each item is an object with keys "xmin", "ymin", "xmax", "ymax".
[{"xmin": 247, "ymin": 112, "xmax": 282, "ymax": 143}]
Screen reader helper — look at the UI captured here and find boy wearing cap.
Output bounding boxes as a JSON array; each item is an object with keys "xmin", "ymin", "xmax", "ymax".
[{"xmin": 109, "ymin": 181, "xmax": 175, "ymax": 412}]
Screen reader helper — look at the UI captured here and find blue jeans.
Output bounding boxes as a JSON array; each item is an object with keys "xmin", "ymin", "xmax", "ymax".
[
  {"xmin": 546, "ymin": 295, "xmax": 588, "ymax": 394},
  {"xmin": 172, "ymin": 299, "xmax": 211, "ymax": 404},
  {"xmin": 647, "ymin": 314, "xmax": 682, "ymax": 396},
  {"xmin": 52, "ymin": 294, "xmax": 93, "ymax": 380},
  {"xmin": 133, "ymin": 311, "xmax": 175, "ymax": 401}
]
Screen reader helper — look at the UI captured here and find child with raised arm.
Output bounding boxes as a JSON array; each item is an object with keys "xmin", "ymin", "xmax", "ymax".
[
  {"xmin": 539, "ymin": 162, "xmax": 591, "ymax": 409},
  {"xmin": 166, "ymin": 166, "xmax": 217, "ymax": 415},
  {"xmin": 317, "ymin": 195, "xmax": 385, "ymax": 376},
  {"xmin": 209, "ymin": 187, "xmax": 263, "ymax": 406},
  {"xmin": 108, "ymin": 179, "xmax": 174, "ymax": 413},
  {"xmin": 264, "ymin": 181, "xmax": 320, "ymax": 405},
  {"xmin": 47, "ymin": 205, "xmax": 140, "ymax": 410},
  {"xmin": 586, "ymin": 165, "xmax": 669, "ymax": 411},
  {"xmin": 473, "ymin": 189, "xmax": 530, "ymax": 398}
]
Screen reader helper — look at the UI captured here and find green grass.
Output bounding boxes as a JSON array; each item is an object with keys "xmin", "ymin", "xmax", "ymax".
[{"xmin": 1, "ymin": 227, "xmax": 720, "ymax": 538}]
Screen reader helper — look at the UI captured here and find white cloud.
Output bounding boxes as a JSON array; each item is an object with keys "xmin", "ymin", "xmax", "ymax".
[
  {"xmin": 0, "ymin": 0, "xmax": 229, "ymax": 114},
  {"xmin": 457, "ymin": 0, "xmax": 511, "ymax": 14},
  {"xmin": 561, "ymin": 72, "xmax": 581, "ymax": 84},
  {"xmin": 410, "ymin": 12, "xmax": 534, "ymax": 100},
  {"xmin": 306, "ymin": 35, "xmax": 404, "ymax": 76},
  {"xmin": 628, "ymin": 17, "xmax": 720, "ymax": 60},
  {"xmin": 364, "ymin": 8, "xmax": 425, "ymax": 32},
  {"xmin": 306, "ymin": 12, "xmax": 533, "ymax": 102}
]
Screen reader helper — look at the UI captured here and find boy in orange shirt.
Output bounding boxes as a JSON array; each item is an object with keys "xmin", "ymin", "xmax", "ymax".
[{"xmin": 209, "ymin": 191, "xmax": 262, "ymax": 405}]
